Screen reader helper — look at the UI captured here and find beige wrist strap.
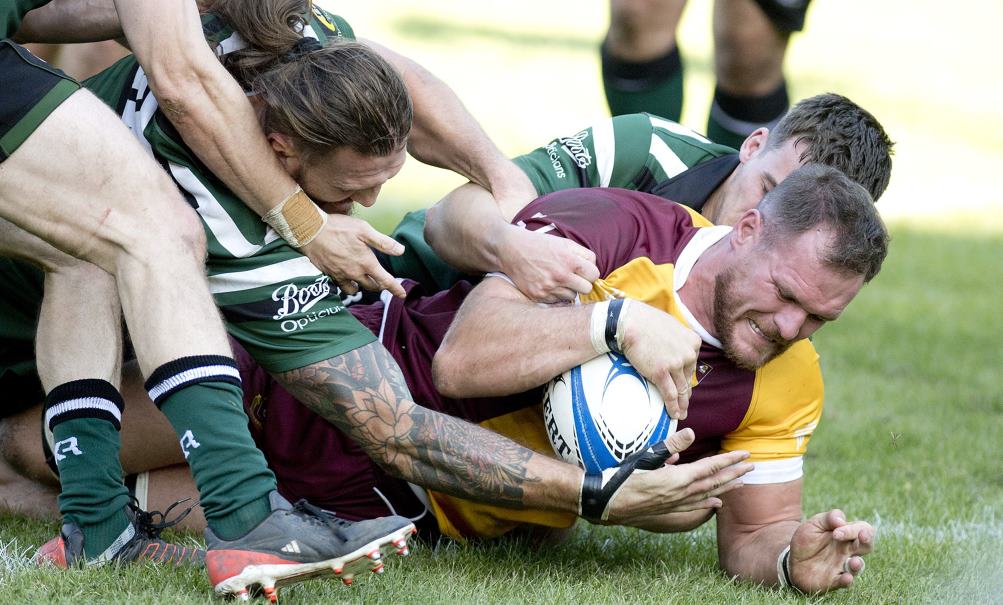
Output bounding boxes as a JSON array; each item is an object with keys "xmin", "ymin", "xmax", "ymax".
[{"xmin": 261, "ymin": 187, "xmax": 327, "ymax": 248}]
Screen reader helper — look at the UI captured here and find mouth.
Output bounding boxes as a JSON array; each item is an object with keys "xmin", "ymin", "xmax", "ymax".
[{"xmin": 748, "ymin": 318, "xmax": 774, "ymax": 344}]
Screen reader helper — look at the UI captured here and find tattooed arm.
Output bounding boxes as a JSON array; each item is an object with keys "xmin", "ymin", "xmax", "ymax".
[
  {"xmin": 275, "ymin": 341, "xmax": 571, "ymax": 510},
  {"xmin": 275, "ymin": 341, "xmax": 749, "ymax": 519}
]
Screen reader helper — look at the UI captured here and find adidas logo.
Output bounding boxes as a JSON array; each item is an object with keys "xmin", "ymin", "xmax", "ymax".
[{"xmin": 280, "ymin": 541, "xmax": 301, "ymax": 554}]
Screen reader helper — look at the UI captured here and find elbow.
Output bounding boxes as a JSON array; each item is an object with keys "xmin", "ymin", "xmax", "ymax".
[
  {"xmin": 423, "ymin": 205, "xmax": 443, "ymax": 251},
  {"xmin": 431, "ymin": 346, "xmax": 465, "ymax": 399}
]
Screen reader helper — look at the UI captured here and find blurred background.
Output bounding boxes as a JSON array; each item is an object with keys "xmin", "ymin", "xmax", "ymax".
[{"xmin": 329, "ymin": 0, "xmax": 1003, "ymax": 234}]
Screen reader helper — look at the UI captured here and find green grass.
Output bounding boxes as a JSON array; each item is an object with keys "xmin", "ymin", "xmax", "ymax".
[
  {"xmin": 2, "ymin": 224, "xmax": 1000, "ymax": 603},
  {"xmin": 5, "ymin": 1, "xmax": 1000, "ymax": 602}
]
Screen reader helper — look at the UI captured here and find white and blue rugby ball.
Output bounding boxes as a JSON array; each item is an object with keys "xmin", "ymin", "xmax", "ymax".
[{"xmin": 542, "ymin": 352, "xmax": 676, "ymax": 473}]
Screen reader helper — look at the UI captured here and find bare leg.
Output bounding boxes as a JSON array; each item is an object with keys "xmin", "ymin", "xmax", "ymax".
[
  {"xmin": 0, "ymin": 360, "xmax": 203, "ymax": 532},
  {"xmin": 606, "ymin": 0, "xmax": 686, "ymax": 62},
  {"xmin": 0, "ymin": 89, "xmax": 233, "ymax": 377},
  {"xmin": 713, "ymin": 0, "xmax": 790, "ymax": 97}
]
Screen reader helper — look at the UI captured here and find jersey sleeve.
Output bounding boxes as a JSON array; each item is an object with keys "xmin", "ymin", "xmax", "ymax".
[
  {"xmin": 720, "ymin": 340, "xmax": 824, "ymax": 484},
  {"xmin": 513, "ymin": 113, "xmax": 738, "ymax": 197}
]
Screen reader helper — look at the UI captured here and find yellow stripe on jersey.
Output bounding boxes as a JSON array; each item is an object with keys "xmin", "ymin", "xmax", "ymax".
[
  {"xmin": 720, "ymin": 339, "xmax": 823, "ymax": 462},
  {"xmin": 425, "ymin": 406, "xmax": 576, "ymax": 540}
]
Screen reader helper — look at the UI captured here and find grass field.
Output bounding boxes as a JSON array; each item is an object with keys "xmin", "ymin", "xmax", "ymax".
[
  {"xmin": 2, "ymin": 1, "xmax": 1001, "ymax": 603},
  {"xmin": 2, "ymin": 227, "xmax": 1000, "ymax": 603}
]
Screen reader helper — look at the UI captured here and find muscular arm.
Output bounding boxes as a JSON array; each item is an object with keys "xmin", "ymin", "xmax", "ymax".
[
  {"xmin": 716, "ymin": 480, "xmax": 874, "ymax": 593},
  {"xmin": 276, "ymin": 342, "xmax": 750, "ymax": 521},
  {"xmin": 433, "ymin": 276, "xmax": 596, "ymax": 398},
  {"xmin": 15, "ymin": 0, "xmax": 121, "ymax": 43},
  {"xmin": 434, "ymin": 275, "xmax": 700, "ymax": 419},
  {"xmin": 426, "ymin": 188, "xmax": 598, "ymax": 302},
  {"xmin": 275, "ymin": 341, "xmax": 579, "ymax": 510},
  {"xmin": 360, "ymin": 39, "xmax": 536, "ymax": 206},
  {"xmin": 716, "ymin": 481, "xmax": 803, "ymax": 585},
  {"xmin": 114, "ymin": 0, "xmax": 297, "ymax": 215}
]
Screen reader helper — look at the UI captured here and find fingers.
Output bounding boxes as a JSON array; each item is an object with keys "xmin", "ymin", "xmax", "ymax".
[
  {"xmin": 336, "ymin": 278, "xmax": 359, "ymax": 296},
  {"xmin": 361, "ymin": 226, "xmax": 405, "ymax": 257},
  {"xmin": 662, "ymin": 428, "xmax": 696, "ymax": 455},
  {"xmin": 832, "ymin": 521, "xmax": 876, "ymax": 555}
]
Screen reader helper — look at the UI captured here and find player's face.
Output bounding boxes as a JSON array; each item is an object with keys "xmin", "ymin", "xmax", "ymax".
[
  {"xmin": 718, "ymin": 136, "xmax": 805, "ymax": 226},
  {"xmin": 712, "ymin": 228, "xmax": 865, "ymax": 370},
  {"xmin": 294, "ymin": 146, "xmax": 407, "ymax": 215}
]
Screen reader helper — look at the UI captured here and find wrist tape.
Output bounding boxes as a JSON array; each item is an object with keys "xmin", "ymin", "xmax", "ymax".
[
  {"xmin": 262, "ymin": 186, "xmax": 328, "ymax": 248},
  {"xmin": 589, "ymin": 298, "xmax": 632, "ymax": 356},
  {"xmin": 777, "ymin": 545, "xmax": 803, "ymax": 592},
  {"xmin": 578, "ymin": 440, "xmax": 671, "ymax": 521}
]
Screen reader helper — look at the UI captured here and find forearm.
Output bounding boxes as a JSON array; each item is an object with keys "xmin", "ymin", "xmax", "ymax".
[
  {"xmin": 15, "ymin": 0, "xmax": 121, "ymax": 43},
  {"xmin": 362, "ymin": 38, "xmax": 531, "ymax": 197},
  {"xmin": 616, "ymin": 509, "xmax": 715, "ymax": 534},
  {"xmin": 424, "ymin": 184, "xmax": 515, "ymax": 275},
  {"xmin": 718, "ymin": 519, "xmax": 800, "ymax": 585},
  {"xmin": 115, "ymin": 0, "xmax": 297, "ymax": 216},
  {"xmin": 433, "ymin": 281, "xmax": 597, "ymax": 397},
  {"xmin": 275, "ymin": 342, "xmax": 583, "ymax": 512}
]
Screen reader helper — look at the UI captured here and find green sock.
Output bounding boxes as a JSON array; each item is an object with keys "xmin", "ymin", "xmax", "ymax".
[
  {"xmin": 601, "ymin": 42, "xmax": 684, "ymax": 120},
  {"xmin": 146, "ymin": 356, "xmax": 275, "ymax": 540},
  {"xmin": 707, "ymin": 81, "xmax": 790, "ymax": 150},
  {"xmin": 46, "ymin": 380, "xmax": 130, "ymax": 558}
]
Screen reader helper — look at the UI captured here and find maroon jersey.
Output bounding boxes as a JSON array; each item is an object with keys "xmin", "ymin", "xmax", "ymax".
[{"xmin": 242, "ymin": 188, "xmax": 823, "ymax": 538}]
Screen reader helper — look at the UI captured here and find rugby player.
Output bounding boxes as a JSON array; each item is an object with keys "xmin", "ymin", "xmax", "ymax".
[
  {"xmin": 1, "ymin": 0, "xmax": 753, "ymax": 550},
  {"xmin": 2, "ymin": 164, "xmax": 886, "ymax": 594},
  {"xmin": 254, "ymin": 164, "xmax": 888, "ymax": 594},
  {"xmin": 601, "ymin": 0, "xmax": 812, "ymax": 149},
  {"xmin": 2, "ymin": 0, "xmax": 418, "ymax": 596},
  {"xmin": 398, "ymin": 93, "xmax": 893, "ymax": 313}
]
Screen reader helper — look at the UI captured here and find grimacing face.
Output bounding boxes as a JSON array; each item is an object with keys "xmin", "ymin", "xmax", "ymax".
[
  {"xmin": 293, "ymin": 146, "xmax": 407, "ymax": 216},
  {"xmin": 711, "ymin": 227, "xmax": 865, "ymax": 370}
]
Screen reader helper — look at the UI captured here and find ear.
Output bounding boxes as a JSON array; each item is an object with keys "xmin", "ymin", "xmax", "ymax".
[
  {"xmin": 730, "ymin": 208, "xmax": 764, "ymax": 251},
  {"xmin": 267, "ymin": 132, "xmax": 302, "ymax": 176},
  {"xmin": 737, "ymin": 127, "xmax": 770, "ymax": 164}
]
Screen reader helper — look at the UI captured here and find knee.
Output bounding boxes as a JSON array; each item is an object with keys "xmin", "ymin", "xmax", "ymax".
[{"xmin": 714, "ymin": 27, "xmax": 787, "ymax": 92}]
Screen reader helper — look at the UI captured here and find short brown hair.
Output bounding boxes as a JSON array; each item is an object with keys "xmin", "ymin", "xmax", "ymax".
[
  {"xmin": 758, "ymin": 164, "xmax": 889, "ymax": 282},
  {"xmin": 768, "ymin": 93, "xmax": 894, "ymax": 202}
]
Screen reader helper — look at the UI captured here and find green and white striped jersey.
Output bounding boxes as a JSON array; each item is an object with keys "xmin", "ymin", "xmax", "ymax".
[
  {"xmin": 83, "ymin": 7, "xmax": 374, "ymax": 372},
  {"xmin": 514, "ymin": 112, "xmax": 736, "ymax": 196}
]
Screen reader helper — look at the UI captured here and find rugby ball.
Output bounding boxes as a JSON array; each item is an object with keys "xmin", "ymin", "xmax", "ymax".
[{"xmin": 542, "ymin": 352, "xmax": 676, "ymax": 473}]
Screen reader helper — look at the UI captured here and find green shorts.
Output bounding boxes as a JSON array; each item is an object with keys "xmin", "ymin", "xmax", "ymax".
[
  {"xmin": 0, "ymin": 258, "xmax": 45, "ymax": 417},
  {"xmin": 378, "ymin": 209, "xmax": 470, "ymax": 293},
  {"xmin": 0, "ymin": 39, "xmax": 79, "ymax": 161}
]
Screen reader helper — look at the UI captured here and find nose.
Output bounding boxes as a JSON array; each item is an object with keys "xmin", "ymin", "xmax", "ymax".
[
  {"xmin": 774, "ymin": 305, "xmax": 808, "ymax": 342},
  {"xmin": 352, "ymin": 185, "xmax": 382, "ymax": 207}
]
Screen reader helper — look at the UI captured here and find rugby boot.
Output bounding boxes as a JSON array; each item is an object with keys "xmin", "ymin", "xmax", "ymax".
[
  {"xmin": 206, "ymin": 491, "xmax": 416, "ymax": 602},
  {"xmin": 33, "ymin": 497, "xmax": 203, "ymax": 567}
]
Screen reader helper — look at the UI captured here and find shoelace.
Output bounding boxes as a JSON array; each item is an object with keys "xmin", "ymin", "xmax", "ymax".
[
  {"xmin": 128, "ymin": 496, "xmax": 198, "ymax": 539},
  {"xmin": 291, "ymin": 500, "xmax": 354, "ymax": 535}
]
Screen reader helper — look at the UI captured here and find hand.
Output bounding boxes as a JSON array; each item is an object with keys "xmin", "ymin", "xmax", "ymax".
[
  {"xmin": 788, "ymin": 509, "xmax": 875, "ymax": 593},
  {"xmin": 498, "ymin": 225, "xmax": 600, "ymax": 303},
  {"xmin": 590, "ymin": 428, "xmax": 753, "ymax": 524},
  {"xmin": 299, "ymin": 213, "xmax": 406, "ymax": 299},
  {"xmin": 619, "ymin": 302, "xmax": 703, "ymax": 420}
]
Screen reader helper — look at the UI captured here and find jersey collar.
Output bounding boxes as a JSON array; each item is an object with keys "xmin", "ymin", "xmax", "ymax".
[
  {"xmin": 649, "ymin": 154, "xmax": 739, "ymax": 212},
  {"xmin": 672, "ymin": 225, "xmax": 732, "ymax": 349}
]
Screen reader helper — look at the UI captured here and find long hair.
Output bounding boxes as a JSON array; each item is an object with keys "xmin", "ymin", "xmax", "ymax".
[{"xmin": 205, "ymin": 0, "xmax": 412, "ymax": 158}]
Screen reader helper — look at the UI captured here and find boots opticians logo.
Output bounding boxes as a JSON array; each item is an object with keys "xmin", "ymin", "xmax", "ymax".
[
  {"xmin": 272, "ymin": 277, "xmax": 332, "ymax": 320},
  {"xmin": 271, "ymin": 276, "xmax": 343, "ymax": 333},
  {"xmin": 558, "ymin": 130, "xmax": 593, "ymax": 169}
]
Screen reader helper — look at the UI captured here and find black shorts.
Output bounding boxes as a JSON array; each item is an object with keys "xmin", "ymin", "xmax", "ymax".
[
  {"xmin": 0, "ymin": 39, "xmax": 79, "ymax": 162},
  {"xmin": 751, "ymin": 0, "xmax": 811, "ymax": 32}
]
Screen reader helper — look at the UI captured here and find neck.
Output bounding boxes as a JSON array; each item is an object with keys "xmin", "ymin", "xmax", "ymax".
[
  {"xmin": 701, "ymin": 173, "xmax": 736, "ymax": 225},
  {"xmin": 678, "ymin": 238, "xmax": 726, "ymax": 337}
]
